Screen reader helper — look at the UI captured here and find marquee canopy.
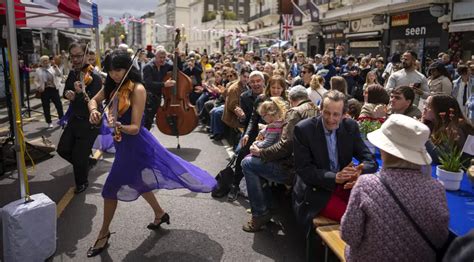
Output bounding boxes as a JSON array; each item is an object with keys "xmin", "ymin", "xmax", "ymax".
[{"xmin": 0, "ymin": 0, "xmax": 98, "ymax": 28}]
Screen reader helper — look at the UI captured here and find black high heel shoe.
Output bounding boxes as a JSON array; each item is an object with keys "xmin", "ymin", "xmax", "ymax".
[
  {"xmin": 147, "ymin": 213, "xmax": 170, "ymax": 230},
  {"xmin": 86, "ymin": 232, "xmax": 115, "ymax": 257}
]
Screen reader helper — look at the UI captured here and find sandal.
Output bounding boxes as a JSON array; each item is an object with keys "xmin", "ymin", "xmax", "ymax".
[
  {"xmin": 147, "ymin": 213, "xmax": 170, "ymax": 230},
  {"xmin": 86, "ymin": 232, "xmax": 115, "ymax": 257}
]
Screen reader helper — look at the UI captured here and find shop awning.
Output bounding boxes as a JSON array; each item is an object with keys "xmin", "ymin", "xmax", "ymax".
[
  {"xmin": 59, "ymin": 30, "xmax": 93, "ymax": 40},
  {"xmin": 270, "ymin": 40, "xmax": 289, "ymax": 48},
  {"xmin": 346, "ymin": 31, "xmax": 381, "ymax": 39},
  {"xmin": 0, "ymin": 0, "xmax": 98, "ymax": 28},
  {"xmin": 449, "ymin": 20, "xmax": 474, "ymax": 33}
]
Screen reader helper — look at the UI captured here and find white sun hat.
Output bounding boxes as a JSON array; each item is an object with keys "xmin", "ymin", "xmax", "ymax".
[{"xmin": 367, "ymin": 114, "xmax": 432, "ymax": 165}]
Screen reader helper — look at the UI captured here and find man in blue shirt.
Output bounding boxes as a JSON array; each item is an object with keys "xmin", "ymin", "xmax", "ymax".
[{"xmin": 292, "ymin": 90, "xmax": 378, "ymax": 233}]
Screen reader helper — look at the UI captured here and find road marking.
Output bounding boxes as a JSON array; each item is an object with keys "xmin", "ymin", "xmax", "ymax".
[{"xmin": 56, "ymin": 187, "xmax": 75, "ymax": 218}]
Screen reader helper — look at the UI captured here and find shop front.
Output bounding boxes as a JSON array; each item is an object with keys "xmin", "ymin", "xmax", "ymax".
[
  {"xmin": 346, "ymin": 17, "xmax": 385, "ymax": 57},
  {"xmin": 389, "ymin": 10, "xmax": 448, "ymax": 65},
  {"xmin": 321, "ymin": 23, "xmax": 345, "ymax": 53},
  {"xmin": 449, "ymin": 0, "xmax": 474, "ymax": 62}
]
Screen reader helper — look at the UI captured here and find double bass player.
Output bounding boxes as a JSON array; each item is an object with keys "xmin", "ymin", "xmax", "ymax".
[{"xmin": 142, "ymin": 46, "xmax": 182, "ymax": 130}]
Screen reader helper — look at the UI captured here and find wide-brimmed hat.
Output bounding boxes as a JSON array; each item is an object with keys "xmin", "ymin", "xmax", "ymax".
[{"xmin": 367, "ymin": 114, "xmax": 432, "ymax": 165}]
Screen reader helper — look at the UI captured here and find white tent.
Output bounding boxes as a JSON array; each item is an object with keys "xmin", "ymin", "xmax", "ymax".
[{"xmin": 1, "ymin": 0, "xmax": 99, "ymax": 198}]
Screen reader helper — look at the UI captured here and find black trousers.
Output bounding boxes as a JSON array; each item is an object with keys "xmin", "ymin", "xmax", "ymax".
[
  {"xmin": 40, "ymin": 87, "xmax": 64, "ymax": 124},
  {"xmin": 144, "ymin": 92, "xmax": 161, "ymax": 130},
  {"xmin": 57, "ymin": 117, "xmax": 99, "ymax": 187}
]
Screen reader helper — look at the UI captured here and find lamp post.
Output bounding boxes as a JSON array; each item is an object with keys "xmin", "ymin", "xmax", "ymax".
[{"xmin": 221, "ymin": 6, "xmax": 225, "ymax": 54}]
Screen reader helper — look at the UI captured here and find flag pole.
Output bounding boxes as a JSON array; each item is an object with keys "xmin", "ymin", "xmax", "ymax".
[
  {"xmin": 279, "ymin": 0, "xmax": 282, "ymax": 50},
  {"xmin": 5, "ymin": 0, "xmax": 30, "ymax": 201}
]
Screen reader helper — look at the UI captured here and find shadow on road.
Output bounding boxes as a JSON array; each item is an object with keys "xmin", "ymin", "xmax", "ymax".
[
  {"xmin": 165, "ymin": 148, "xmax": 201, "ymax": 162},
  {"xmin": 53, "ymin": 193, "xmax": 97, "ymax": 261},
  {"xmin": 122, "ymin": 229, "xmax": 224, "ymax": 262}
]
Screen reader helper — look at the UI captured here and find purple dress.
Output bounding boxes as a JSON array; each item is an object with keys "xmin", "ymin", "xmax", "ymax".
[{"xmin": 102, "ymin": 107, "xmax": 217, "ymax": 201}]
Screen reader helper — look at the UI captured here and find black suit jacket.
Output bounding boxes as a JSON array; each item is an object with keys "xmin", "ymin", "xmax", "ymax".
[{"xmin": 292, "ymin": 116, "xmax": 378, "ymax": 231}]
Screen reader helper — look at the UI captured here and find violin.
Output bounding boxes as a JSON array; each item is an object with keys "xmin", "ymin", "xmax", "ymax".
[{"xmin": 100, "ymin": 49, "xmax": 142, "ymax": 142}]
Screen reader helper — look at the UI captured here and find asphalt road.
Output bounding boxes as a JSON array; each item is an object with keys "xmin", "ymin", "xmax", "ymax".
[{"xmin": 0, "ymin": 112, "xmax": 306, "ymax": 262}]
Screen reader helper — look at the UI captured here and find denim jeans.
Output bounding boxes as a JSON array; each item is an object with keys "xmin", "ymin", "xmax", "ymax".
[
  {"xmin": 241, "ymin": 155, "xmax": 288, "ymax": 217},
  {"xmin": 196, "ymin": 92, "xmax": 210, "ymax": 114},
  {"xmin": 210, "ymin": 105, "xmax": 224, "ymax": 135}
]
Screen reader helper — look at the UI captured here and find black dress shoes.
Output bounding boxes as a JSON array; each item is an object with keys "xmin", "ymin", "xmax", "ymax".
[
  {"xmin": 210, "ymin": 134, "xmax": 223, "ymax": 141},
  {"xmin": 147, "ymin": 213, "xmax": 170, "ymax": 230},
  {"xmin": 74, "ymin": 182, "xmax": 89, "ymax": 194}
]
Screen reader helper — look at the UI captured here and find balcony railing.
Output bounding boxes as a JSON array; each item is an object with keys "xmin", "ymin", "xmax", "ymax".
[{"xmin": 248, "ymin": 8, "xmax": 273, "ymax": 22}]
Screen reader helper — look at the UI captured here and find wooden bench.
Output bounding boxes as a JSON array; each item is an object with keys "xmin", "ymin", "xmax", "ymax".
[
  {"xmin": 316, "ymin": 225, "xmax": 346, "ymax": 262},
  {"xmin": 313, "ymin": 216, "xmax": 338, "ymax": 228}
]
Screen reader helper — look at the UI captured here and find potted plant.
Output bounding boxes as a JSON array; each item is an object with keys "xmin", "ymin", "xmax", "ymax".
[
  {"xmin": 436, "ymin": 133, "xmax": 466, "ymax": 191},
  {"xmin": 358, "ymin": 118, "xmax": 382, "ymax": 154}
]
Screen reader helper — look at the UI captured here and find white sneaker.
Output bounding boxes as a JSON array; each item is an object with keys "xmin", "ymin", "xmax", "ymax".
[{"xmin": 48, "ymin": 123, "xmax": 54, "ymax": 129}]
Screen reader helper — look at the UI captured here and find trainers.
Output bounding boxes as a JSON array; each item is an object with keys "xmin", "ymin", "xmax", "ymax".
[
  {"xmin": 227, "ymin": 185, "xmax": 240, "ymax": 202},
  {"xmin": 48, "ymin": 123, "xmax": 54, "ymax": 129},
  {"xmin": 242, "ymin": 212, "xmax": 272, "ymax": 232}
]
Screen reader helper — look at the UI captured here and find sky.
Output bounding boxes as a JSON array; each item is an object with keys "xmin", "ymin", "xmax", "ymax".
[{"xmin": 97, "ymin": 0, "xmax": 157, "ymax": 20}]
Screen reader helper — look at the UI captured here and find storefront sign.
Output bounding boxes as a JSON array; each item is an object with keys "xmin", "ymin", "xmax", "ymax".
[
  {"xmin": 391, "ymin": 14, "xmax": 409, "ymax": 26},
  {"xmin": 453, "ymin": 1, "xmax": 474, "ymax": 21},
  {"xmin": 350, "ymin": 41, "xmax": 381, "ymax": 48},
  {"xmin": 350, "ymin": 17, "xmax": 385, "ymax": 33},
  {"xmin": 405, "ymin": 26, "xmax": 426, "ymax": 36},
  {"xmin": 390, "ymin": 10, "xmax": 441, "ymax": 39},
  {"xmin": 322, "ymin": 23, "xmax": 341, "ymax": 33}
]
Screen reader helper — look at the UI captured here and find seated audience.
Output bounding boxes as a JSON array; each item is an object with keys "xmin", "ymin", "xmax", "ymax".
[
  {"xmin": 306, "ymin": 75, "xmax": 327, "ymax": 106},
  {"xmin": 341, "ymin": 114, "xmax": 449, "ymax": 261},
  {"xmin": 292, "ymin": 90, "xmax": 378, "ymax": 233},
  {"xmin": 241, "ymin": 85, "xmax": 319, "ymax": 232},
  {"xmin": 422, "ymin": 95, "xmax": 474, "ymax": 166},
  {"xmin": 358, "ymin": 84, "xmax": 389, "ymax": 120}
]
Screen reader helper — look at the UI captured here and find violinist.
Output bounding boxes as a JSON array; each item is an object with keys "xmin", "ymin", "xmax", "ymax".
[
  {"xmin": 57, "ymin": 42, "xmax": 102, "ymax": 194},
  {"xmin": 142, "ymin": 46, "xmax": 182, "ymax": 130},
  {"xmin": 86, "ymin": 50, "xmax": 216, "ymax": 257}
]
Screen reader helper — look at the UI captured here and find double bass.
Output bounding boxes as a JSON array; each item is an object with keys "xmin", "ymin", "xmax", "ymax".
[{"xmin": 156, "ymin": 29, "xmax": 198, "ymax": 148}]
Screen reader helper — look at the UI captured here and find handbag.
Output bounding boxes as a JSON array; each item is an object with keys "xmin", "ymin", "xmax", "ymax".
[
  {"xmin": 378, "ymin": 175, "xmax": 450, "ymax": 261},
  {"xmin": 211, "ymin": 155, "xmax": 237, "ymax": 198}
]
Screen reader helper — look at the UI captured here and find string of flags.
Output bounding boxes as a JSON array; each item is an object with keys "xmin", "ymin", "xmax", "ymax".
[{"xmin": 99, "ymin": 15, "xmax": 289, "ymax": 43}]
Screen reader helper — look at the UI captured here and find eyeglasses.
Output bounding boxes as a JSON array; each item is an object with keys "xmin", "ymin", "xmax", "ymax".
[
  {"xmin": 70, "ymin": 54, "xmax": 84, "ymax": 59},
  {"xmin": 227, "ymin": 75, "xmax": 236, "ymax": 78}
]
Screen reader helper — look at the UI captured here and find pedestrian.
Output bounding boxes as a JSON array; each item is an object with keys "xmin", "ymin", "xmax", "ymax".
[
  {"xmin": 86, "ymin": 50, "xmax": 216, "ymax": 257},
  {"xmin": 57, "ymin": 42, "xmax": 101, "ymax": 194},
  {"xmin": 34, "ymin": 55, "xmax": 64, "ymax": 128}
]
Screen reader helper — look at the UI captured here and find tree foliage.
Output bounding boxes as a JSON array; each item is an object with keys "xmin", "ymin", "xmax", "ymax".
[{"xmin": 101, "ymin": 22, "xmax": 126, "ymax": 47}]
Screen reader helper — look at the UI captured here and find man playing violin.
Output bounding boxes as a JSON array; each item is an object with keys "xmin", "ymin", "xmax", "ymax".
[
  {"xmin": 57, "ymin": 42, "xmax": 103, "ymax": 194},
  {"xmin": 142, "ymin": 46, "xmax": 182, "ymax": 130}
]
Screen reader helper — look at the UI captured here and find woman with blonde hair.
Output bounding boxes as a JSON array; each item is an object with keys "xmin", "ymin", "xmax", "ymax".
[{"xmin": 307, "ymin": 74, "xmax": 327, "ymax": 105}]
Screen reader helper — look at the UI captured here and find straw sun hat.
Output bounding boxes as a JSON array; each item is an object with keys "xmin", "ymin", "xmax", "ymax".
[{"xmin": 367, "ymin": 114, "xmax": 432, "ymax": 165}]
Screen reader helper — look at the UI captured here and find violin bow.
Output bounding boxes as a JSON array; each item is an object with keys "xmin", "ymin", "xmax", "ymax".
[
  {"xmin": 102, "ymin": 48, "xmax": 142, "ymax": 117},
  {"xmin": 102, "ymin": 48, "xmax": 142, "ymax": 142}
]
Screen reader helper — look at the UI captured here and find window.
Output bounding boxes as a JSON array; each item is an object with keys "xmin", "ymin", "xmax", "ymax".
[
  {"xmin": 228, "ymin": 5, "xmax": 234, "ymax": 11},
  {"xmin": 239, "ymin": 0, "xmax": 244, "ymax": 3},
  {"xmin": 208, "ymin": 4, "xmax": 214, "ymax": 11},
  {"xmin": 239, "ymin": 6, "xmax": 244, "ymax": 15}
]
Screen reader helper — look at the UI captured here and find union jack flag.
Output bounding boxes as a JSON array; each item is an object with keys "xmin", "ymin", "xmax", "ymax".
[{"xmin": 281, "ymin": 14, "xmax": 293, "ymax": 41}]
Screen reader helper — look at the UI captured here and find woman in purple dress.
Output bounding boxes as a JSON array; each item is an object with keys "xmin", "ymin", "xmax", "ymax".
[{"xmin": 86, "ymin": 50, "xmax": 216, "ymax": 257}]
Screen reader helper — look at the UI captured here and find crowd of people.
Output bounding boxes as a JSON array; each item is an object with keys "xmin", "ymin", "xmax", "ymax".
[{"xmin": 24, "ymin": 42, "xmax": 474, "ymax": 260}]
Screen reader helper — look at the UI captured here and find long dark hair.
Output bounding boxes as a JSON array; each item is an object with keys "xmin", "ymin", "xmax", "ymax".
[
  {"xmin": 425, "ymin": 95, "xmax": 473, "ymax": 146},
  {"xmin": 104, "ymin": 50, "xmax": 142, "ymax": 104}
]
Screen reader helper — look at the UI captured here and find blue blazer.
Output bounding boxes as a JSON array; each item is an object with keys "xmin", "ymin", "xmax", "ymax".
[{"xmin": 292, "ymin": 116, "xmax": 378, "ymax": 231}]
